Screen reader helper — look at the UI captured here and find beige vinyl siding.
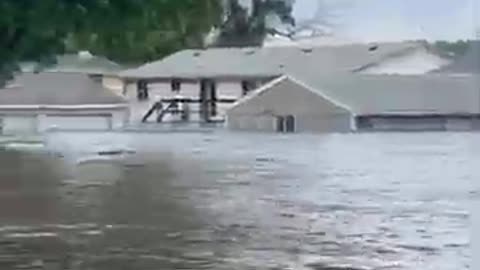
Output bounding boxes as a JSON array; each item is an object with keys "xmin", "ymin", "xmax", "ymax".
[
  {"xmin": 102, "ymin": 76, "xmax": 125, "ymax": 95},
  {"xmin": 295, "ymin": 114, "xmax": 352, "ymax": 133},
  {"xmin": 227, "ymin": 77, "xmax": 353, "ymax": 133},
  {"xmin": 227, "ymin": 115, "xmax": 275, "ymax": 132}
]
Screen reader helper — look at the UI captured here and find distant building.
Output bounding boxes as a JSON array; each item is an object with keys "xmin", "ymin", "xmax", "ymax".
[
  {"xmin": 226, "ymin": 73, "xmax": 480, "ymax": 133},
  {"xmin": 20, "ymin": 52, "xmax": 127, "ymax": 93},
  {"xmin": 119, "ymin": 41, "xmax": 446, "ymax": 125},
  {"xmin": 0, "ymin": 73, "xmax": 129, "ymax": 136}
]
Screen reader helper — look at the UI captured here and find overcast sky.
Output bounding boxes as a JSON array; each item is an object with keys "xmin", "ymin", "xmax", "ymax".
[{"xmin": 292, "ymin": 0, "xmax": 478, "ymax": 41}]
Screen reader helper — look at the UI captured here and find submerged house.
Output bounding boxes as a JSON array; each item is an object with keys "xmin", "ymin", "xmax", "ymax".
[
  {"xmin": 226, "ymin": 73, "xmax": 480, "ymax": 132},
  {"xmin": 21, "ymin": 52, "xmax": 126, "ymax": 92},
  {"xmin": 119, "ymin": 41, "xmax": 445, "ymax": 125},
  {"xmin": 0, "ymin": 73, "xmax": 129, "ymax": 135}
]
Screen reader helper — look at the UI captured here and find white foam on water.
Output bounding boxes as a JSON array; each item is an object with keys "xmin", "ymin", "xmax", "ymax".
[
  {"xmin": 43, "ymin": 131, "xmax": 136, "ymax": 164},
  {"xmin": 4, "ymin": 232, "xmax": 58, "ymax": 238}
]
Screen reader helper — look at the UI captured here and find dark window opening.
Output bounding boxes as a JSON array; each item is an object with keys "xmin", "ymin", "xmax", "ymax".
[
  {"xmin": 137, "ymin": 80, "xmax": 149, "ymax": 100},
  {"xmin": 171, "ymin": 79, "xmax": 181, "ymax": 93},
  {"xmin": 285, "ymin": 115, "xmax": 295, "ymax": 133},
  {"xmin": 210, "ymin": 81, "xmax": 217, "ymax": 117},
  {"xmin": 356, "ymin": 116, "xmax": 373, "ymax": 129},
  {"xmin": 200, "ymin": 80, "xmax": 208, "ymax": 121},
  {"xmin": 242, "ymin": 80, "xmax": 256, "ymax": 96},
  {"xmin": 276, "ymin": 116, "xmax": 285, "ymax": 133},
  {"xmin": 88, "ymin": 74, "xmax": 102, "ymax": 82},
  {"xmin": 276, "ymin": 115, "xmax": 295, "ymax": 133}
]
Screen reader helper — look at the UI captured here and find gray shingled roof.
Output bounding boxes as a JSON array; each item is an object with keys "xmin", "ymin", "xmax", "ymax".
[
  {"xmin": 433, "ymin": 41, "xmax": 480, "ymax": 74},
  {"xmin": 0, "ymin": 72, "xmax": 127, "ymax": 106},
  {"xmin": 21, "ymin": 53, "xmax": 124, "ymax": 75},
  {"xmin": 289, "ymin": 72, "xmax": 480, "ymax": 115},
  {"xmin": 120, "ymin": 42, "xmax": 424, "ymax": 79}
]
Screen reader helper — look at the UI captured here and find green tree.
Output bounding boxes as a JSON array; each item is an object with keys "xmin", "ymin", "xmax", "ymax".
[
  {"xmin": 66, "ymin": 0, "xmax": 223, "ymax": 63},
  {"xmin": 0, "ymin": 0, "xmax": 299, "ymax": 85},
  {"xmin": 213, "ymin": 0, "xmax": 296, "ymax": 47},
  {"xmin": 0, "ymin": 0, "xmax": 223, "ymax": 85},
  {"xmin": 69, "ymin": 0, "xmax": 298, "ymax": 57},
  {"xmin": 433, "ymin": 40, "xmax": 471, "ymax": 58},
  {"xmin": 0, "ymin": 0, "xmax": 80, "ymax": 82}
]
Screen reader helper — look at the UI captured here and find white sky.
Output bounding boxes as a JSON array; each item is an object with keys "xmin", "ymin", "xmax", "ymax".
[{"xmin": 292, "ymin": 0, "xmax": 479, "ymax": 41}]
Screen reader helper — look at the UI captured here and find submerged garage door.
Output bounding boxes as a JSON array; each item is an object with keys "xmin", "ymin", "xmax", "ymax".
[
  {"xmin": 40, "ymin": 115, "xmax": 112, "ymax": 131},
  {"xmin": 1, "ymin": 115, "xmax": 37, "ymax": 135}
]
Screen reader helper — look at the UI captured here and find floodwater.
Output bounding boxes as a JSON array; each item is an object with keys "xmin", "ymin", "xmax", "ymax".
[{"xmin": 0, "ymin": 131, "xmax": 478, "ymax": 269}]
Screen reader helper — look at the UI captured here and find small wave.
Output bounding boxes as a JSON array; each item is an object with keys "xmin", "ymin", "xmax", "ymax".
[
  {"xmin": 103, "ymin": 224, "xmax": 160, "ymax": 231},
  {"xmin": 0, "ymin": 226, "xmax": 34, "ymax": 232},
  {"xmin": 443, "ymin": 243, "xmax": 469, "ymax": 248},
  {"xmin": 396, "ymin": 244, "xmax": 438, "ymax": 254},
  {"xmin": 305, "ymin": 262, "xmax": 367, "ymax": 270},
  {"xmin": 43, "ymin": 223, "xmax": 98, "ymax": 230},
  {"xmin": 80, "ymin": 230, "xmax": 104, "ymax": 236},
  {"xmin": 4, "ymin": 232, "xmax": 58, "ymax": 238},
  {"xmin": 255, "ymin": 157, "xmax": 275, "ymax": 163},
  {"xmin": 374, "ymin": 247, "xmax": 398, "ymax": 255}
]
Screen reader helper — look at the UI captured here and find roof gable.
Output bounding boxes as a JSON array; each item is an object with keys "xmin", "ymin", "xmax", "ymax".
[{"xmin": 227, "ymin": 75, "xmax": 351, "ymax": 115}]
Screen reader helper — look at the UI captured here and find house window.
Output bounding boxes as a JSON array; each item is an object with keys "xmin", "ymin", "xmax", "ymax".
[
  {"xmin": 356, "ymin": 116, "xmax": 373, "ymax": 130},
  {"xmin": 276, "ymin": 115, "xmax": 295, "ymax": 133},
  {"xmin": 241, "ymin": 80, "xmax": 256, "ymax": 96},
  {"xmin": 171, "ymin": 79, "xmax": 181, "ymax": 93},
  {"xmin": 88, "ymin": 74, "xmax": 102, "ymax": 82},
  {"xmin": 276, "ymin": 116, "xmax": 285, "ymax": 132},
  {"xmin": 285, "ymin": 115, "xmax": 295, "ymax": 133},
  {"xmin": 137, "ymin": 80, "xmax": 149, "ymax": 100}
]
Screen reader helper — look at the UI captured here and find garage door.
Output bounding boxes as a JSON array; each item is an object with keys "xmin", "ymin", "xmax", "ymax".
[
  {"xmin": 2, "ymin": 116, "xmax": 37, "ymax": 135},
  {"xmin": 41, "ymin": 115, "xmax": 112, "ymax": 131}
]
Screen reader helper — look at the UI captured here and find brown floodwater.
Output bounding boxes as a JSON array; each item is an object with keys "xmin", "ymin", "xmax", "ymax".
[{"xmin": 0, "ymin": 131, "xmax": 477, "ymax": 269}]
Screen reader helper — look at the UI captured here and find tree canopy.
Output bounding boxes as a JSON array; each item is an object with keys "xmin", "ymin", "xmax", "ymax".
[
  {"xmin": 213, "ymin": 0, "xmax": 296, "ymax": 47},
  {"xmin": 433, "ymin": 40, "xmax": 472, "ymax": 58},
  {"xmin": 66, "ymin": 0, "xmax": 223, "ymax": 63},
  {"xmin": 0, "ymin": 0, "xmax": 297, "ymax": 85}
]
